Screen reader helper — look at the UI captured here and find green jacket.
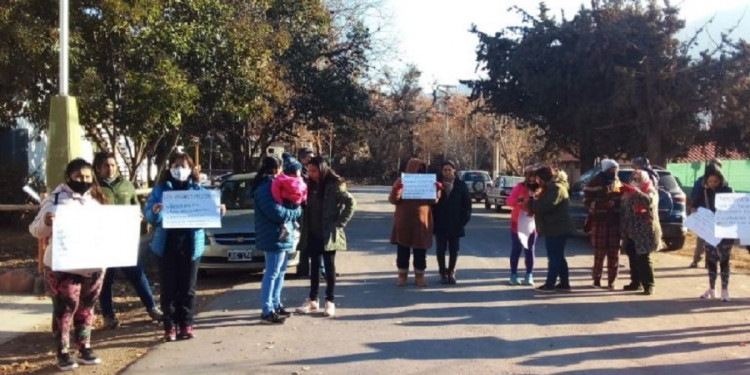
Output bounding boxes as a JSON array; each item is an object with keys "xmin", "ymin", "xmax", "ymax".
[
  {"xmin": 529, "ymin": 179, "xmax": 572, "ymax": 237},
  {"xmin": 98, "ymin": 176, "xmax": 137, "ymax": 206},
  {"xmin": 300, "ymin": 180, "xmax": 357, "ymax": 251}
]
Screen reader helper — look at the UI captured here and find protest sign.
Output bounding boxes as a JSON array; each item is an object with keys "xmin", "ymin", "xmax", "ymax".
[
  {"xmin": 714, "ymin": 193, "xmax": 750, "ymax": 239},
  {"xmin": 517, "ymin": 213, "xmax": 536, "ymax": 249},
  {"xmin": 52, "ymin": 205, "xmax": 140, "ymax": 271},
  {"xmin": 162, "ymin": 190, "xmax": 221, "ymax": 228},
  {"xmin": 685, "ymin": 207, "xmax": 721, "ymax": 247},
  {"xmin": 401, "ymin": 173, "xmax": 437, "ymax": 200}
]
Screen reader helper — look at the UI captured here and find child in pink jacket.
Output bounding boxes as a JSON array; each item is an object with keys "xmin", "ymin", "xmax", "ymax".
[
  {"xmin": 505, "ymin": 166, "xmax": 539, "ymax": 286},
  {"xmin": 271, "ymin": 155, "xmax": 307, "ymax": 241}
]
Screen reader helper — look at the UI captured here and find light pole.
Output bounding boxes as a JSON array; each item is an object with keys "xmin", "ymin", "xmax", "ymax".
[{"xmin": 434, "ymin": 84, "xmax": 455, "ymax": 161}]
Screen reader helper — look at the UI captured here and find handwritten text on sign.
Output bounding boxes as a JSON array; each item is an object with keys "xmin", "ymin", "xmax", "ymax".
[
  {"xmin": 685, "ymin": 207, "xmax": 721, "ymax": 247},
  {"xmin": 401, "ymin": 173, "xmax": 436, "ymax": 200},
  {"xmin": 52, "ymin": 205, "xmax": 140, "ymax": 271},
  {"xmin": 163, "ymin": 190, "xmax": 221, "ymax": 229},
  {"xmin": 714, "ymin": 193, "xmax": 750, "ymax": 239}
]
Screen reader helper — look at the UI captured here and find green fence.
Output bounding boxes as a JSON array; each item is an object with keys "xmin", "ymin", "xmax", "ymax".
[{"xmin": 667, "ymin": 160, "xmax": 750, "ymax": 194}]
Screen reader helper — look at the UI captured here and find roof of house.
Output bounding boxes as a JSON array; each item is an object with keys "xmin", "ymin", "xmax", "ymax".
[{"xmin": 672, "ymin": 143, "xmax": 749, "ymax": 163}]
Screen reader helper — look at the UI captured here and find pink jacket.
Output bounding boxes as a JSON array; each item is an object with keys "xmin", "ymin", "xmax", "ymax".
[
  {"xmin": 271, "ymin": 174, "xmax": 308, "ymax": 205},
  {"xmin": 506, "ymin": 182, "xmax": 533, "ymax": 233}
]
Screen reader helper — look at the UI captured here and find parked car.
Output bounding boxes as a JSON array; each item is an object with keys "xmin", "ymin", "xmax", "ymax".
[
  {"xmin": 485, "ymin": 175, "xmax": 525, "ymax": 212},
  {"xmin": 569, "ymin": 167, "xmax": 688, "ymax": 250},
  {"xmin": 459, "ymin": 170, "xmax": 492, "ymax": 203},
  {"xmin": 199, "ymin": 173, "xmax": 300, "ymax": 273}
]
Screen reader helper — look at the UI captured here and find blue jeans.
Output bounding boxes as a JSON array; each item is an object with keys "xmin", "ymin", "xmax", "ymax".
[
  {"xmin": 260, "ymin": 251, "xmax": 288, "ymax": 316},
  {"xmin": 543, "ymin": 235, "xmax": 569, "ymax": 287},
  {"xmin": 510, "ymin": 231, "xmax": 537, "ymax": 275},
  {"xmin": 99, "ymin": 265, "xmax": 157, "ymax": 318}
]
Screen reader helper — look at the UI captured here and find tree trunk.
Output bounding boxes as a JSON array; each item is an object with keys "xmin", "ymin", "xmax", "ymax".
[{"xmin": 646, "ymin": 126, "xmax": 665, "ymax": 167}]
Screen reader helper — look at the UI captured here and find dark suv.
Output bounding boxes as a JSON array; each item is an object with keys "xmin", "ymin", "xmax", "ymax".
[
  {"xmin": 569, "ymin": 167, "xmax": 687, "ymax": 250},
  {"xmin": 459, "ymin": 170, "xmax": 492, "ymax": 203}
]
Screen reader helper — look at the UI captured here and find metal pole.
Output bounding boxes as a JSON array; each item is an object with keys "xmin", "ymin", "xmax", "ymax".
[
  {"xmin": 59, "ymin": 0, "xmax": 69, "ymax": 96},
  {"xmin": 208, "ymin": 135, "xmax": 213, "ymax": 180}
]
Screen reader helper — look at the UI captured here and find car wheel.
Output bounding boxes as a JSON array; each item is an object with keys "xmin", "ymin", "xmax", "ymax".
[
  {"xmin": 495, "ymin": 201, "xmax": 502, "ymax": 212},
  {"xmin": 484, "ymin": 198, "xmax": 491, "ymax": 210},
  {"xmin": 197, "ymin": 268, "xmax": 210, "ymax": 278},
  {"xmin": 664, "ymin": 236, "xmax": 686, "ymax": 251}
]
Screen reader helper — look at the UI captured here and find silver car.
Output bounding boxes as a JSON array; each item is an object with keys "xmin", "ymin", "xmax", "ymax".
[{"xmin": 199, "ymin": 173, "xmax": 300, "ymax": 272}]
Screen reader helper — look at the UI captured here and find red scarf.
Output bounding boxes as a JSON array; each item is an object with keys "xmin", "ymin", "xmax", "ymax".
[{"xmin": 633, "ymin": 180, "xmax": 651, "ymax": 215}]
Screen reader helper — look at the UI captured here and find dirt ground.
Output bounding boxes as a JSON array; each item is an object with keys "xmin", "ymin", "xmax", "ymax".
[
  {"xmin": 0, "ymin": 226, "xmax": 266, "ymax": 375},
  {"xmin": 0, "ymin": 227, "xmax": 748, "ymax": 375}
]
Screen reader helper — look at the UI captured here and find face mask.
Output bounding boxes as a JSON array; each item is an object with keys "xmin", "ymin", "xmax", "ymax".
[
  {"xmin": 527, "ymin": 182, "xmax": 539, "ymax": 190},
  {"xmin": 67, "ymin": 180, "xmax": 92, "ymax": 195},
  {"xmin": 170, "ymin": 167, "xmax": 192, "ymax": 182}
]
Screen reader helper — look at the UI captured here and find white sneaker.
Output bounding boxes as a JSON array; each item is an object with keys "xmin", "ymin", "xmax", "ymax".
[
  {"xmin": 295, "ymin": 299, "xmax": 319, "ymax": 314},
  {"xmin": 700, "ymin": 288, "xmax": 715, "ymax": 299},
  {"xmin": 323, "ymin": 301, "xmax": 336, "ymax": 317},
  {"xmin": 721, "ymin": 289, "xmax": 730, "ymax": 302}
]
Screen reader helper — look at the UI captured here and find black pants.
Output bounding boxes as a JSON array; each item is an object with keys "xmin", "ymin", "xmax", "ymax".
[
  {"xmin": 435, "ymin": 234, "xmax": 459, "ymax": 273},
  {"xmin": 625, "ymin": 239, "xmax": 655, "ymax": 290},
  {"xmin": 159, "ymin": 231, "xmax": 199, "ymax": 330},
  {"xmin": 396, "ymin": 245, "xmax": 427, "ymax": 271},
  {"xmin": 308, "ymin": 234, "xmax": 336, "ymax": 302},
  {"xmin": 296, "ymin": 244, "xmax": 311, "ymax": 277}
]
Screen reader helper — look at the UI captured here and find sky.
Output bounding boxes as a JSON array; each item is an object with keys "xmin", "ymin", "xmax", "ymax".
[{"xmin": 380, "ymin": 0, "xmax": 750, "ymax": 90}]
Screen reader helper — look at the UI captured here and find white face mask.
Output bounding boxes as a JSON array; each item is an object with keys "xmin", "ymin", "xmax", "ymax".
[{"xmin": 170, "ymin": 167, "xmax": 191, "ymax": 182}]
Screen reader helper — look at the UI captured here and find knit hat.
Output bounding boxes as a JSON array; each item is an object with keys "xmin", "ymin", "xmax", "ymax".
[
  {"xmin": 601, "ymin": 159, "xmax": 619, "ymax": 171},
  {"xmin": 283, "ymin": 156, "xmax": 302, "ymax": 174}
]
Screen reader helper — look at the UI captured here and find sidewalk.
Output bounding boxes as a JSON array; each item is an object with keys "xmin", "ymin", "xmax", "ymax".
[{"xmin": 0, "ymin": 294, "xmax": 50, "ymax": 345}]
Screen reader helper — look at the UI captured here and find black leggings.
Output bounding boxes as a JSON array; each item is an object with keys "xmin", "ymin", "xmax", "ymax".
[
  {"xmin": 435, "ymin": 234, "xmax": 459, "ymax": 272},
  {"xmin": 309, "ymin": 234, "xmax": 336, "ymax": 302},
  {"xmin": 396, "ymin": 245, "xmax": 427, "ymax": 271}
]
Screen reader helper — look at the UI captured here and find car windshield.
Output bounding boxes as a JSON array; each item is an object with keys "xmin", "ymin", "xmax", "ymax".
[
  {"xmin": 221, "ymin": 179, "xmax": 255, "ymax": 210},
  {"xmin": 462, "ymin": 172, "xmax": 491, "ymax": 182},
  {"xmin": 501, "ymin": 176, "xmax": 525, "ymax": 187}
]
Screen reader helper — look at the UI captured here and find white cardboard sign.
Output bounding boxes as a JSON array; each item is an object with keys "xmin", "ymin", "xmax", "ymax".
[
  {"xmin": 714, "ymin": 193, "xmax": 750, "ymax": 239},
  {"xmin": 685, "ymin": 207, "xmax": 721, "ymax": 247},
  {"xmin": 52, "ymin": 205, "xmax": 141, "ymax": 271},
  {"xmin": 162, "ymin": 190, "xmax": 221, "ymax": 229},
  {"xmin": 401, "ymin": 173, "xmax": 437, "ymax": 200}
]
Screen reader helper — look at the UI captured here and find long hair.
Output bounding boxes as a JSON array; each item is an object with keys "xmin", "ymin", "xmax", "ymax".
[
  {"xmin": 252, "ymin": 156, "xmax": 281, "ymax": 190},
  {"xmin": 64, "ymin": 158, "xmax": 107, "ymax": 204},
  {"xmin": 535, "ymin": 166, "xmax": 554, "ymax": 183},
  {"xmin": 308, "ymin": 156, "xmax": 344, "ymax": 199},
  {"xmin": 157, "ymin": 152, "xmax": 200, "ymax": 185}
]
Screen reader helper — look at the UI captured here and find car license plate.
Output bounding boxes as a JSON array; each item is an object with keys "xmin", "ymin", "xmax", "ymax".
[{"xmin": 227, "ymin": 250, "xmax": 254, "ymax": 262}]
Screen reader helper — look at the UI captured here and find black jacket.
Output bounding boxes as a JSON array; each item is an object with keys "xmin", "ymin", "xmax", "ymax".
[{"xmin": 432, "ymin": 179, "xmax": 472, "ymax": 238}]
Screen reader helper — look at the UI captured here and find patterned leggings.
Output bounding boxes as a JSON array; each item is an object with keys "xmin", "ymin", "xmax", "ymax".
[
  {"xmin": 45, "ymin": 269, "xmax": 104, "ymax": 353},
  {"xmin": 592, "ymin": 246, "xmax": 620, "ymax": 284},
  {"xmin": 706, "ymin": 243, "xmax": 732, "ymax": 290}
]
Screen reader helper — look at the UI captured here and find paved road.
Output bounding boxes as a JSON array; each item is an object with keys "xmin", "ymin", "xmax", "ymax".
[{"xmin": 125, "ymin": 186, "xmax": 750, "ymax": 375}]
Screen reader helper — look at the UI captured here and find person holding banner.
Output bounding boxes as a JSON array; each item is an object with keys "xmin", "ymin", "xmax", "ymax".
[
  {"xmin": 93, "ymin": 152, "xmax": 163, "ymax": 329},
  {"xmin": 619, "ymin": 170, "xmax": 661, "ymax": 295},
  {"xmin": 691, "ymin": 167, "xmax": 734, "ymax": 301},
  {"xmin": 295, "ymin": 156, "xmax": 356, "ymax": 317},
  {"xmin": 506, "ymin": 166, "xmax": 540, "ymax": 286},
  {"xmin": 389, "ymin": 157, "xmax": 442, "ymax": 287},
  {"xmin": 431, "ymin": 160, "xmax": 471, "ymax": 285},
  {"xmin": 144, "ymin": 153, "xmax": 214, "ymax": 341},
  {"xmin": 29, "ymin": 158, "xmax": 107, "ymax": 370},
  {"xmin": 252, "ymin": 157, "xmax": 303, "ymax": 324}
]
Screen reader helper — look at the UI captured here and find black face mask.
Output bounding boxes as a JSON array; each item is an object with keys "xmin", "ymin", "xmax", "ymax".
[
  {"xmin": 526, "ymin": 182, "xmax": 540, "ymax": 190},
  {"xmin": 68, "ymin": 180, "xmax": 93, "ymax": 195}
]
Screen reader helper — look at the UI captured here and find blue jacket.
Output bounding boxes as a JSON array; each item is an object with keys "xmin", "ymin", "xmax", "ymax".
[
  {"xmin": 144, "ymin": 180, "xmax": 206, "ymax": 260},
  {"xmin": 253, "ymin": 176, "xmax": 302, "ymax": 252}
]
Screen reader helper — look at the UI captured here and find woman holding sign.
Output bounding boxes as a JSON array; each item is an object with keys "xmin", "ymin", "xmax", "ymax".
[
  {"xmin": 252, "ymin": 157, "xmax": 302, "ymax": 324},
  {"xmin": 29, "ymin": 158, "xmax": 107, "ymax": 370},
  {"xmin": 390, "ymin": 157, "xmax": 441, "ymax": 287},
  {"xmin": 691, "ymin": 167, "xmax": 734, "ymax": 301},
  {"xmin": 144, "ymin": 153, "xmax": 216, "ymax": 341}
]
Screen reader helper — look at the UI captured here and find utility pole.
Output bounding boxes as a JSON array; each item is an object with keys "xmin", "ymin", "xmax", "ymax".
[{"xmin": 434, "ymin": 84, "xmax": 455, "ymax": 162}]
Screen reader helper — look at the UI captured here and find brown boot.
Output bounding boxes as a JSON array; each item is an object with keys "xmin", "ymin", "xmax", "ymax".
[
  {"xmin": 396, "ymin": 270, "xmax": 408, "ymax": 287},
  {"xmin": 414, "ymin": 271, "xmax": 427, "ymax": 287}
]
